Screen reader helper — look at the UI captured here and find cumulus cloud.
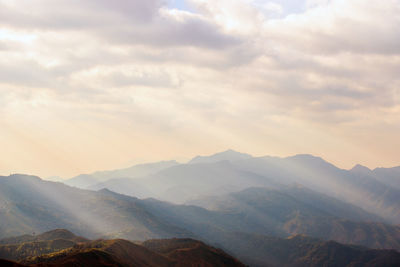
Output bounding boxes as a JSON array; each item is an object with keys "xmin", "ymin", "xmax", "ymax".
[{"xmin": 0, "ymin": 0, "xmax": 399, "ymax": 177}]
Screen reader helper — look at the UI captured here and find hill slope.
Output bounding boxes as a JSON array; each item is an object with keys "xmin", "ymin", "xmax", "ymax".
[
  {"xmin": 2, "ymin": 230, "xmax": 399, "ymax": 267},
  {"xmin": 0, "ymin": 174, "xmax": 191, "ymax": 240},
  {"xmin": 0, "ymin": 229, "xmax": 88, "ymax": 261},
  {"xmin": 144, "ymin": 187, "xmax": 400, "ymax": 251},
  {"xmin": 215, "ymin": 233, "xmax": 400, "ymax": 267},
  {"xmin": 12, "ymin": 232, "xmax": 245, "ymax": 267}
]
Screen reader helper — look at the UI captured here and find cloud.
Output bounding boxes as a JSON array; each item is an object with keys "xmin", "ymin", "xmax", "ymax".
[
  {"xmin": 260, "ymin": 2, "xmax": 284, "ymax": 15},
  {"xmin": 0, "ymin": 0, "xmax": 240, "ymax": 49},
  {"xmin": 265, "ymin": 0, "xmax": 400, "ymax": 55},
  {"xmin": 0, "ymin": 0, "xmax": 399, "ymax": 177}
]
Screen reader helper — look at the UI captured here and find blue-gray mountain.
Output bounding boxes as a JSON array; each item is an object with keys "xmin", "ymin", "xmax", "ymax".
[
  {"xmin": 1, "ymin": 172, "xmax": 400, "ymax": 266},
  {"xmin": 76, "ymin": 150, "xmax": 400, "ymax": 223}
]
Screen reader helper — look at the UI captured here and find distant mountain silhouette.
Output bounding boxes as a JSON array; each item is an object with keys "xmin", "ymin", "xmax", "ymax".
[
  {"xmin": 79, "ymin": 151, "xmax": 400, "ymax": 224},
  {"xmin": 88, "ymin": 160, "xmax": 279, "ymax": 203},
  {"xmin": 65, "ymin": 160, "xmax": 179, "ymax": 188},
  {"xmin": 366, "ymin": 166, "xmax": 400, "ymax": 190},
  {"xmin": 188, "ymin": 149, "xmax": 252, "ymax": 164}
]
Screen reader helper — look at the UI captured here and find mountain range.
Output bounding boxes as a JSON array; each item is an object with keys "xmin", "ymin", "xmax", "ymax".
[
  {"xmin": 65, "ymin": 150, "xmax": 400, "ymax": 223},
  {"xmin": 1, "ymin": 150, "xmax": 400, "ymax": 266}
]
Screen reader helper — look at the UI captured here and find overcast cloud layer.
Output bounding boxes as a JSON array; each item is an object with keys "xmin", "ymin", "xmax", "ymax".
[{"xmin": 0, "ymin": 0, "xmax": 399, "ymax": 177}]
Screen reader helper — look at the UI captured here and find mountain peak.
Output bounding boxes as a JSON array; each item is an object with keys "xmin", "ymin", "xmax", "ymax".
[
  {"xmin": 189, "ymin": 150, "xmax": 252, "ymax": 164},
  {"xmin": 37, "ymin": 229, "xmax": 77, "ymax": 241},
  {"xmin": 6, "ymin": 174, "xmax": 42, "ymax": 181},
  {"xmin": 288, "ymin": 154, "xmax": 324, "ymax": 161},
  {"xmin": 350, "ymin": 164, "xmax": 372, "ymax": 174}
]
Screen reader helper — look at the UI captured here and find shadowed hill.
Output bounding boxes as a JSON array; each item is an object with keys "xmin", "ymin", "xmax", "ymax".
[
  {"xmin": 0, "ymin": 259, "xmax": 26, "ymax": 267},
  {"xmin": 142, "ymin": 238, "xmax": 245, "ymax": 267},
  {"xmin": 3, "ymin": 229, "xmax": 399, "ymax": 267},
  {"xmin": 17, "ymin": 234, "xmax": 244, "ymax": 267},
  {"xmin": 0, "ymin": 229, "xmax": 88, "ymax": 245},
  {"xmin": 23, "ymin": 239, "xmax": 172, "ymax": 267},
  {"xmin": 213, "ymin": 233, "xmax": 400, "ymax": 267},
  {"xmin": 0, "ymin": 229, "xmax": 88, "ymax": 261}
]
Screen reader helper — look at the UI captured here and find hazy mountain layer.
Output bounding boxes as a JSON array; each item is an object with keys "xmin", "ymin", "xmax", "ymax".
[
  {"xmin": 1, "ymin": 174, "xmax": 400, "ymax": 266},
  {"xmin": 90, "ymin": 160, "xmax": 280, "ymax": 203},
  {"xmin": 79, "ymin": 151, "xmax": 400, "ymax": 224},
  {"xmin": 141, "ymin": 188, "xmax": 400, "ymax": 251},
  {"xmin": 235, "ymin": 154, "xmax": 400, "ymax": 223},
  {"xmin": 0, "ymin": 174, "xmax": 191, "ymax": 240},
  {"xmin": 188, "ymin": 149, "xmax": 252, "ymax": 164},
  {"xmin": 65, "ymin": 160, "xmax": 179, "ymax": 188}
]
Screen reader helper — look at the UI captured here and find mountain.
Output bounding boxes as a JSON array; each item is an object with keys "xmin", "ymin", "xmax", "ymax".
[
  {"xmin": 2, "ymin": 174, "xmax": 400, "ymax": 265},
  {"xmin": 188, "ymin": 149, "xmax": 252, "ymax": 164},
  {"xmin": 0, "ymin": 229, "xmax": 87, "ymax": 245},
  {"xmin": 0, "ymin": 174, "xmax": 191, "ymax": 240},
  {"xmin": 142, "ymin": 238, "xmax": 245, "ymax": 267},
  {"xmin": 65, "ymin": 160, "xmax": 179, "ymax": 188},
  {"xmin": 187, "ymin": 186, "xmax": 383, "ymax": 223},
  {"xmin": 88, "ymin": 178, "xmax": 153, "ymax": 199},
  {"xmin": 80, "ymin": 152, "xmax": 400, "ymax": 224},
  {"xmin": 144, "ymin": 187, "xmax": 400, "ymax": 251},
  {"xmin": 0, "ymin": 259, "xmax": 24, "ymax": 267},
  {"xmin": 3, "ymin": 229, "xmax": 399, "ymax": 267},
  {"xmin": 213, "ymin": 232, "xmax": 400, "ymax": 267},
  {"xmin": 1, "ymin": 230, "xmax": 244, "ymax": 267},
  {"xmin": 372, "ymin": 166, "xmax": 400, "ymax": 190},
  {"xmin": 234, "ymin": 154, "xmax": 400, "ymax": 223},
  {"xmin": 90, "ymin": 160, "xmax": 279, "ymax": 203},
  {"xmin": 350, "ymin": 165, "xmax": 400, "ymax": 191},
  {"xmin": 0, "ymin": 229, "xmax": 88, "ymax": 261}
]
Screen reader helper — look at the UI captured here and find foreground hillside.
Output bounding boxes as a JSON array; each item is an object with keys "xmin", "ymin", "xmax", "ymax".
[
  {"xmin": 0, "ymin": 229, "xmax": 87, "ymax": 261},
  {"xmin": 1, "ymin": 230, "xmax": 400, "ymax": 267},
  {"xmin": 0, "ymin": 230, "xmax": 244, "ymax": 267}
]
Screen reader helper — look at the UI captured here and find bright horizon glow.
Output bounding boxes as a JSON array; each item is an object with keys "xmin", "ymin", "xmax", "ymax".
[{"xmin": 0, "ymin": 0, "xmax": 399, "ymax": 178}]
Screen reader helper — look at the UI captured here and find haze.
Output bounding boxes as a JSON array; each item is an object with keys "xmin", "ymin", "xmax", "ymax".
[{"xmin": 0, "ymin": 0, "xmax": 399, "ymax": 178}]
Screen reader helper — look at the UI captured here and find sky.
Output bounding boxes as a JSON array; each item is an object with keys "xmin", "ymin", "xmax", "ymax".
[{"xmin": 0, "ymin": 0, "xmax": 399, "ymax": 178}]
